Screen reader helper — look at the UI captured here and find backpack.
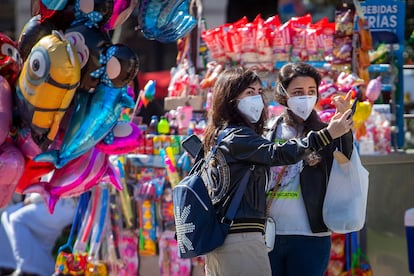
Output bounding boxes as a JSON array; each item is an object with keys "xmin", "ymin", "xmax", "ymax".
[{"xmin": 172, "ymin": 129, "xmax": 251, "ymax": 258}]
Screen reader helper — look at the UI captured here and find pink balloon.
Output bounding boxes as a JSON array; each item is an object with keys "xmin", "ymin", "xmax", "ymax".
[
  {"xmin": 16, "ymin": 127, "xmax": 43, "ymax": 159},
  {"xmin": 366, "ymin": 76, "xmax": 382, "ymax": 103},
  {"xmin": 96, "ymin": 121, "xmax": 142, "ymax": 155},
  {"xmin": 105, "ymin": 0, "xmax": 137, "ymax": 30},
  {"xmin": 0, "ymin": 142, "xmax": 25, "ymax": 208},
  {"xmin": 0, "ymin": 75, "xmax": 12, "ymax": 145},
  {"xmin": 101, "ymin": 161, "xmax": 123, "ymax": 191},
  {"xmin": 24, "ymin": 148, "xmax": 116, "ymax": 213}
]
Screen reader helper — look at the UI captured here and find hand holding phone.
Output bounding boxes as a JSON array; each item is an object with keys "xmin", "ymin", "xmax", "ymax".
[{"xmin": 181, "ymin": 134, "xmax": 202, "ymax": 158}]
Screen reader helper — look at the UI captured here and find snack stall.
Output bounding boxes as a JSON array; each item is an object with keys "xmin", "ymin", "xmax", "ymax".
[
  {"xmin": 122, "ymin": 0, "xmax": 413, "ymax": 274},
  {"xmin": 2, "ymin": 0, "xmax": 413, "ymax": 275}
]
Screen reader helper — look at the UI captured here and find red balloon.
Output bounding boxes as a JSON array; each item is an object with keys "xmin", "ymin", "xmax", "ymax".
[{"xmin": 15, "ymin": 158, "xmax": 55, "ymax": 194}]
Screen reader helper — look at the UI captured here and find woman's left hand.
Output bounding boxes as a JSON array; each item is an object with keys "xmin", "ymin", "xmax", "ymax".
[{"xmin": 332, "ymin": 91, "xmax": 352, "ymax": 114}]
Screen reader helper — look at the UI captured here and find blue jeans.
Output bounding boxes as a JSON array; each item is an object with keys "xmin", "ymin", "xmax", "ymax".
[{"xmin": 268, "ymin": 235, "xmax": 331, "ymax": 276}]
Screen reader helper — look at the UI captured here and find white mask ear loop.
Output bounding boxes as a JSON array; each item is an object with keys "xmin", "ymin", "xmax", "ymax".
[{"xmin": 278, "ymin": 83, "xmax": 289, "ymax": 98}]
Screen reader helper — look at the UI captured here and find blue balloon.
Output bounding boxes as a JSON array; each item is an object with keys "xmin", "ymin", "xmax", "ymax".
[
  {"xmin": 34, "ymin": 83, "xmax": 134, "ymax": 168},
  {"xmin": 137, "ymin": 0, "xmax": 196, "ymax": 43},
  {"xmin": 41, "ymin": 0, "xmax": 68, "ymax": 10}
]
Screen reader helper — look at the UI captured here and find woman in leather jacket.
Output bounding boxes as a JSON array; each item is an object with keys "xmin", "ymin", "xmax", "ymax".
[
  {"xmin": 202, "ymin": 67, "xmax": 353, "ymax": 276},
  {"xmin": 266, "ymin": 62, "xmax": 354, "ymax": 276}
]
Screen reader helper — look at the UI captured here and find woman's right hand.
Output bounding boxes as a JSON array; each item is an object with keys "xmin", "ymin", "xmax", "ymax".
[{"xmin": 326, "ymin": 109, "xmax": 353, "ymax": 139}]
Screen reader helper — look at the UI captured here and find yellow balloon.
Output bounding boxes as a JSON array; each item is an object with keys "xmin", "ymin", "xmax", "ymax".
[
  {"xmin": 16, "ymin": 30, "xmax": 81, "ymax": 142},
  {"xmin": 353, "ymin": 100, "xmax": 372, "ymax": 125}
]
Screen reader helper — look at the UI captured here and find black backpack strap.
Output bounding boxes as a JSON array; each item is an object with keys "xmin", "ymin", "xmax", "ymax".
[{"xmin": 220, "ymin": 166, "xmax": 252, "ymax": 227}]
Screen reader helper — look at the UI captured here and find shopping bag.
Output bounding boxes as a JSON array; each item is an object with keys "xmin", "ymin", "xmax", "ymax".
[
  {"xmin": 265, "ymin": 216, "xmax": 276, "ymax": 252},
  {"xmin": 323, "ymin": 149, "xmax": 369, "ymax": 233}
]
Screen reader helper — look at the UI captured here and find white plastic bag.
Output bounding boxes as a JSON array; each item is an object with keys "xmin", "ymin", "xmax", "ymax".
[
  {"xmin": 323, "ymin": 150, "xmax": 369, "ymax": 233},
  {"xmin": 265, "ymin": 216, "xmax": 276, "ymax": 252}
]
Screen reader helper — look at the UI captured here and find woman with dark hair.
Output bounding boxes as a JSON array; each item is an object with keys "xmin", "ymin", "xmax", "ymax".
[
  {"xmin": 266, "ymin": 62, "xmax": 354, "ymax": 276},
  {"xmin": 201, "ymin": 67, "xmax": 353, "ymax": 275}
]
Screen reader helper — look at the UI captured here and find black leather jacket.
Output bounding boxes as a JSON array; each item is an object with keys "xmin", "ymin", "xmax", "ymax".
[
  {"xmin": 265, "ymin": 117, "xmax": 354, "ymax": 233},
  {"xmin": 214, "ymin": 123, "xmax": 341, "ymax": 224}
]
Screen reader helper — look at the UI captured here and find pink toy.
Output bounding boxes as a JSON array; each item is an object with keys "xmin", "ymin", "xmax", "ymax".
[
  {"xmin": 318, "ymin": 83, "xmax": 340, "ymax": 110},
  {"xmin": 0, "ymin": 75, "xmax": 12, "ymax": 145},
  {"xmin": 0, "ymin": 142, "xmax": 25, "ymax": 208},
  {"xmin": 366, "ymin": 76, "xmax": 382, "ymax": 103}
]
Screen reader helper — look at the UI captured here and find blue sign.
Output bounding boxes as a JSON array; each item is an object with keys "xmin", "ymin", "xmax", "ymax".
[{"xmin": 358, "ymin": 0, "xmax": 405, "ymax": 148}]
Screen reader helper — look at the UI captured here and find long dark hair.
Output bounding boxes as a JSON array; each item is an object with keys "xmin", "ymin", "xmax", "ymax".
[
  {"xmin": 203, "ymin": 67, "xmax": 267, "ymax": 150},
  {"xmin": 274, "ymin": 62, "xmax": 325, "ymax": 135}
]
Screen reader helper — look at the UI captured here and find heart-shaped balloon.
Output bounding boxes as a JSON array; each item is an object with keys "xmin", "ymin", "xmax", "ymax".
[
  {"xmin": 0, "ymin": 75, "xmax": 12, "ymax": 145},
  {"xmin": 0, "ymin": 142, "xmax": 25, "ymax": 208}
]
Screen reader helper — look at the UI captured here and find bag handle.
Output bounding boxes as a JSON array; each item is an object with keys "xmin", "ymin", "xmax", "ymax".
[{"xmin": 266, "ymin": 166, "xmax": 288, "ymax": 216}]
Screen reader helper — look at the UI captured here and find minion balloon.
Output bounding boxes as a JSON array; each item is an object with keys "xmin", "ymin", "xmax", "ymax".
[{"xmin": 15, "ymin": 30, "xmax": 81, "ymax": 150}]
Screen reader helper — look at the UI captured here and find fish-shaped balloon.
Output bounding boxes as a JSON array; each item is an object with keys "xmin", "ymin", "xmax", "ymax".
[
  {"xmin": 25, "ymin": 147, "xmax": 120, "ymax": 213},
  {"xmin": 34, "ymin": 83, "xmax": 134, "ymax": 168},
  {"xmin": 15, "ymin": 30, "xmax": 81, "ymax": 150}
]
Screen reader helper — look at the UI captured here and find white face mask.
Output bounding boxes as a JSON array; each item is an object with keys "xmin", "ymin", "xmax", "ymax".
[
  {"xmin": 237, "ymin": 95, "xmax": 264, "ymax": 123},
  {"xmin": 287, "ymin": 95, "xmax": 317, "ymax": 120}
]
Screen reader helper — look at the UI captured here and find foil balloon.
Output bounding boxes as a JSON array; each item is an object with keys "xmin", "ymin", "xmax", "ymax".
[
  {"xmin": 137, "ymin": 0, "xmax": 196, "ymax": 43},
  {"xmin": 103, "ymin": 44, "xmax": 139, "ymax": 88},
  {"xmin": 15, "ymin": 158, "xmax": 55, "ymax": 194},
  {"xmin": 0, "ymin": 76, "xmax": 12, "ymax": 145},
  {"xmin": 34, "ymin": 83, "xmax": 135, "ymax": 168},
  {"xmin": 353, "ymin": 100, "xmax": 372, "ymax": 126},
  {"xmin": 15, "ymin": 30, "xmax": 81, "ymax": 150},
  {"xmin": 96, "ymin": 120, "xmax": 142, "ymax": 155},
  {"xmin": 25, "ymin": 148, "xmax": 118, "ymax": 213},
  {"xmin": 72, "ymin": 0, "xmax": 114, "ymax": 29},
  {"xmin": 17, "ymin": 15, "xmax": 55, "ymax": 62},
  {"xmin": 366, "ymin": 76, "xmax": 382, "ymax": 103},
  {"xmin": 37, "ymin": 0, "xmax": 75, "ymax": 29},
  {"xmin": 104, "ymin": 0, "xmax": 138, "ymax": 30},
  {"xmin": 16, "ymin": 127, "xmax": 43, "ymax": 159},
  {"xmin": 0, "ymin": 142, "xmax": 25, "ymax": 208},
  {"xmin": 64, "ymin": 23, "xmax": 112, "ymax": 92},
  {"xmin": 0, "ymin": 34, "xmax": 22, "ymax": 86}
]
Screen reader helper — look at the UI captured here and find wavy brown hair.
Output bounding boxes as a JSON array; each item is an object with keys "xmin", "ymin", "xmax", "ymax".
[
  {"xmin": 274, "ymin": 62, "xmax": 325, "ymax": 135},
  {"xmin": 203, "ymin": 67, "xmax": 267, "ymax": 150}
]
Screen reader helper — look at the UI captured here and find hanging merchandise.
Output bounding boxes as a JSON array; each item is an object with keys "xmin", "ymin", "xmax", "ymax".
[
  {"xmin": 55, "ymin": 193, "xmax": 90, "ymax": 276},
  {"xmin": 159, "ymin": 230, "xmax": 192, "ymax": 276},
  {"xmin": 85, "ymin": 184, "xmax": 110, "ymax": 276},
  {"xmin": 356, "ymin": 0, "xmax": 406, "ymax": 148}
]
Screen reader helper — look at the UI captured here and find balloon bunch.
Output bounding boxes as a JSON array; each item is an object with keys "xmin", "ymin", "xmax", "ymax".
[
  {"xmin": 0, "ymin": 0, "xmax": 199, "ymax": 211},
  {"xmin": 0, "ymin": 34, "xmax": 25, "ymax": 207},
  {"xmin": 137, "ymin": 0, "xmax": 196, "ymax": 43}
]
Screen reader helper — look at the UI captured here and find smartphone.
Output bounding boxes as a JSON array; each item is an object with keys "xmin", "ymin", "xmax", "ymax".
[
  {"xmin": 181, "ymin": 134, "xmax": 202, "ymax": 158},
  {"xmin": 348, "ymin": 98, "xmax": 358, "ymax": 120}
]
